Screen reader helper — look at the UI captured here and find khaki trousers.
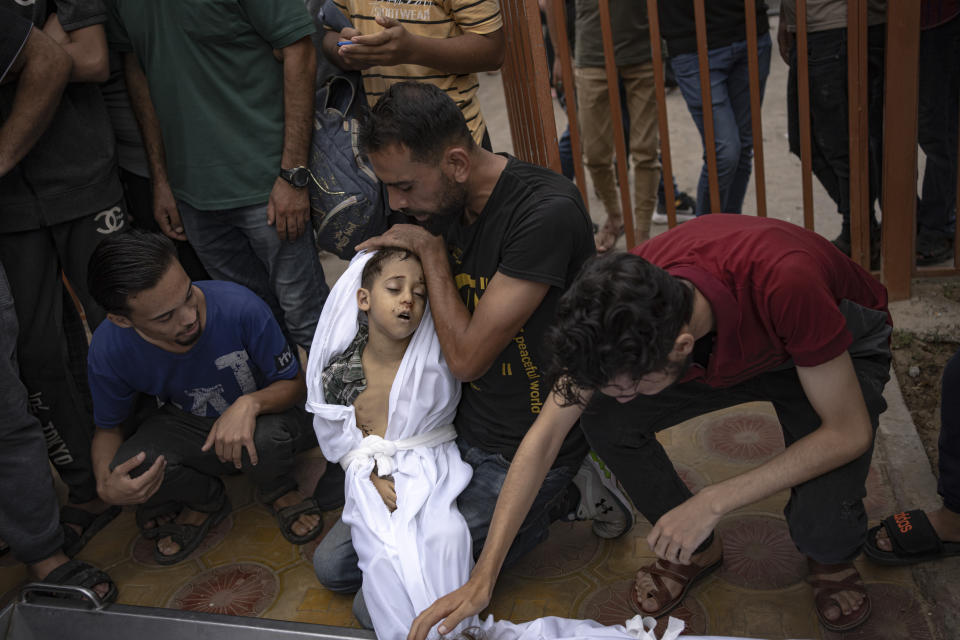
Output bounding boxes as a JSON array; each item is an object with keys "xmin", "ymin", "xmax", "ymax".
[{"xmin": 575, "ymin": 63, "xmax": 659, "ymax": 241}]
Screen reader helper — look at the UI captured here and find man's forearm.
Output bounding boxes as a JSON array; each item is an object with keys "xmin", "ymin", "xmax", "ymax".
[
  {"xmin": 703, "ymin": 415, "xmax": 873, "ymax": 518},
  {"xmin": 279, "ymin": 38, "xmax": 316, "ymax": 169},
  {"xmin": 91, "ymin": 427, "xmax": 124, "ymax": 487},
  {"xmin": 242, "ymin": 370, "xmax": 307, "ymax": 416},
  {"xmin": 0, "ymin": 29, "xmax": 71, "ymax": 176},
  {"xmin": 472, "ymin": 392, "xmax": 583, "ymax": 583},
  {"xmin": 406, "ymin": 31, "xmax": 503, "ymax": 74},
  {"xmin": 52, "ymin": 22, "xmax": 109, "ymax": 82},
  {"xmin": 418, "ymin": 235, "xmax": 480, "ymax": 375},
  {"xmin": 123, "ymin": 52, "xmax": 170, "ymax": 187},
  {"xmin": 704, "ymin": 353, "xmax": 875, "ymax": 516}
]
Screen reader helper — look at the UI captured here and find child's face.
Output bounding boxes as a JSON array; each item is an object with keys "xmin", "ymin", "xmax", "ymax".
[{"xmin": 358, "ymin": 256, "xmax": 427, "ymax": 341}]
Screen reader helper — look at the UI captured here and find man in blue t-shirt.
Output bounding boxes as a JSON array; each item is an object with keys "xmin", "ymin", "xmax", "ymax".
[{"xmin": 86, "ymin": 230, "xmax": 324, "ymax": 565}]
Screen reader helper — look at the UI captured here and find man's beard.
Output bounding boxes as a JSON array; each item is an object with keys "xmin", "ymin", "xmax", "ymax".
[
  {"xmin": 174, "ymin": 324, "xmax": 203, "ymax": 346},
  {"xmin": 407, "ymin": 176, "xmax": 468, "ymax": 236}
]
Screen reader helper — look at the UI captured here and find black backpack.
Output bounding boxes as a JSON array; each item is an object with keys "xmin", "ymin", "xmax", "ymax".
[
  {"xmin": 308, "ymin": 76, "xmax": 388, "ymax": 259},
  {"xmin": 307, "ymin": 0, "xmax": 388, "ymax": 259}
]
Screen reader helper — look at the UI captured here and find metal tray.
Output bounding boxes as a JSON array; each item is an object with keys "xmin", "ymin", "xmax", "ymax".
[{"xmin": 0, "ymin": 584, "xmax": 376, "ymax": 640}]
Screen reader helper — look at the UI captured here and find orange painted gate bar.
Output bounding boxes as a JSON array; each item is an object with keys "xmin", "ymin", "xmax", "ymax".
[{"xmin": 496, "ymin": 0, "xmax": 959, "ymax": 301}]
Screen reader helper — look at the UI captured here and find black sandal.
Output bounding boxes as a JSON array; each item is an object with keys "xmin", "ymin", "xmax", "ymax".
[
  {"xmin": 136, "ymin": 501, "xmax": 184, "ymax": 540},
  {"xmin": 60, "ymin": 505, "xmax": 121, "ymax": 557},
  {"xmin": 42, "ymin": 559, "xmax": 118, "ymax": 605},
  {"xmin": 864, "ymin": 509, "xmax": 960, "ymax": 565},
  {"xmin": 259, "ymin": 485, "xmax": 325, "ymax": 545},
  {"xmin": 153, "ymin": 495, "xmax": 231, "ymax": 566}
]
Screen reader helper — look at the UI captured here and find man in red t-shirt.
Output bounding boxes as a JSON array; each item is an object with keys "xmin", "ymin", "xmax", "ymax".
[{"xmin": 410, "ymin": 215, "xmax": 890, "ymax": 639}]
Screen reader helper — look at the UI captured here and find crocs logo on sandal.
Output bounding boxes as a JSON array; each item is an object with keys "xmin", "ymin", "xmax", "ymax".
[{"xmin": 893, "ymin": 511, "xmax": 913, "ymax": 533}]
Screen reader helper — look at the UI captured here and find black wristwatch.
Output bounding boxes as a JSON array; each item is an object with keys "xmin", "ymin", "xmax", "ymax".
[{"xmin": 279, "ymin": 166, "xmax": 310, "ymax": 189}]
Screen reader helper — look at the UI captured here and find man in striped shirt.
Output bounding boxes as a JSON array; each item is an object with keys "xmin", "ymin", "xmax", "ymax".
[{"xmin": 321, "ymin": 0, "xmax": 504, "ymax": 150}]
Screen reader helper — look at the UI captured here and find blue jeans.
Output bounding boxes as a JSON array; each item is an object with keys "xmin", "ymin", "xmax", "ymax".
[
  {"xmin": 671, "ymin": 33, "xmax": 772, "ymax": 216},
  {"xmin": 312, "ymin": 437, "xmax": 577, "ymax": 627},
  {"xmin": 917, "ymin": 14, "xmax": 960, "ymax": 239},
  {"xmin": 178, "ymin": 200, "xmax": 327, "ymax": 349}
]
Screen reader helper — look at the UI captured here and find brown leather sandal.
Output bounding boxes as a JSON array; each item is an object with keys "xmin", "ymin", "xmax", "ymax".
[
  {"xmin": 807, "ymin": 559, "xmax": 872, "ymax": 632},
  {"xmin": 630, "ymin": 554, "xmax": 723, "ymax": 618}
]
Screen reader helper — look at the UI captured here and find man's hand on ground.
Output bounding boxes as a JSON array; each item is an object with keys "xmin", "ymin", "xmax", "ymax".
[
  {"xmin": 647, "ymin": 489, "xmax": 721, "ymax": 565},
  {"xmin": 369, "ymin": 471, "xmax": 397, "ymax": 512},
  {"xmin": 202, "ymin": 396, "xmax": 259, "ymax": 469},
  {"xmin": 267, "ymin": 177, "xmax": 309, "ymax": 242},
  {"xmin": 153, "ymin": 181, "xmax": 187, "ymax": 241},
  {"xmin": 97, "ymin": 452, "xmax": 165, "ymax": 506},
  {"xmin": 407, "ymin": 576, "xmax": 493, "ymax": 640},
  {"xmin": 339, "ymin": 17, "xmax": 412, "ymax": 67},
  {"xmin": 355, "ymin": 223, "xmax": 443, "ymax": 257}
]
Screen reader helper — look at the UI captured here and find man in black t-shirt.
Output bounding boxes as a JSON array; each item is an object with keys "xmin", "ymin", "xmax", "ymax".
[{"xmin": 311, "ymin": 81, "xmax": 633, "ymax": 625}]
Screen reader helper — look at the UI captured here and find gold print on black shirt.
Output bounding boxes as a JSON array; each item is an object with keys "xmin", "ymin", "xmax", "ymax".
[
  {"xmin": 454, "ymin": 270, "xmax": 542, "ymax": 414},
  {"xmin": 513, "ymin": 330, "xmax": 543, "ymax": 415}
]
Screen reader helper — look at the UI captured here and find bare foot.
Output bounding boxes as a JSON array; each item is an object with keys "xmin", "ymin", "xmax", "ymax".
[
  {"xmin": 633, "ymin": 535, "xmax": 722, "ymax": 614},
  {"xmin": 272, "ymin": 490, "xmax": 321, "ymax": 538},
  {"xmin": 807, "ymin": 562, "xmax": 866, "ymax": 623},
  {"xmin": 141, "ymin": 511, "xmax": 178, "ymax": 534},
  {"xmin": 594, "ymin": 216, "xmax": 624, "ymax": 253},
  {"xmin": 874, "ymin": 507, "xmax": 960, "ymax": 551},
  {"xmin": 156, "ymin": 508, "xmax": 209, "ymax": 558},
  {"xmin": 31, "ymin": 551, "xmax": 111, "ymax": 599}
]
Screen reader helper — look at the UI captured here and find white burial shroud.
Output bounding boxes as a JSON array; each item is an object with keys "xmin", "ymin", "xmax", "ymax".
[
  {"xmin": 305, "ymin": 251, "xmax": 472, "ymax": 639},
  {"xmin": 306, "ymin": 253, "xmax": 756, "ymax": 640}
]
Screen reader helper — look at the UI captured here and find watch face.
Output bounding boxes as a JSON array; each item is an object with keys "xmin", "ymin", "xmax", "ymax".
[{"xmin": 292, "ymin": 167, "xmax": 310, "ymax": 188}]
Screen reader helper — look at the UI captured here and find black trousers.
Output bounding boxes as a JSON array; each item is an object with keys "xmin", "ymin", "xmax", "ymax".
[
  {"xmin": 0, "ymin": 205, "xmax": 127, "ymax": 504},
  {"xmin": 580, "ymin": 353, "xmax": 890, "ymax": 564},
  {"xmin": 940, "ymin": 348, "xmax": 960, "ymax": 514},
  {"xmin": 112, "ymin": 404, "xmax": 318, "ymax": 514},
  {"xmin": 787, "ymin": 25, "xmax": 886, "ymax": 225},
  {"xmin": 0, "ymin": 265, "xmax": 63, "ymax": 565}
]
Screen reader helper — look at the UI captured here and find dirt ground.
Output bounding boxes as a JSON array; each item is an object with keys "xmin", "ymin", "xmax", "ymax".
[{"xmin": 889, "ymin": 279, "xmax": 960, "ymax": 479}]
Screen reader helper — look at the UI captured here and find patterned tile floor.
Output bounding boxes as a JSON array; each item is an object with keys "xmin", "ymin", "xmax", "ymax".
[{"xmin": 0, "ymin": 402, "xmax": 934, "ymax": 638}]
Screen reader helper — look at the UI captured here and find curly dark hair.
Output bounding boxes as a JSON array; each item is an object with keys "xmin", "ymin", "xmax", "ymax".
[
  {"xmin": 359, "ymin": 81, "xmax": 475, "ymax": 164},
  {"xmin": 545, "ymin": 252, "xmax": 694, "ymax": 406}
]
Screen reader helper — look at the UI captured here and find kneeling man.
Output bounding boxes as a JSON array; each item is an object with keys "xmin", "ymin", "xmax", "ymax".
[
  {"xmin": 412, "ymin": 214, "xmax": 890, "ymax": 638},
  {"xmin": 86, "ymin": 231, "xmax": 323, "ymax": 564}
]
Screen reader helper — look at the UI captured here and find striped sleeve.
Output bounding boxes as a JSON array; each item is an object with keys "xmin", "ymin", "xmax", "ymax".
[{"xmin": 451, "ymin": 0, "xmax": 502, "ymax": 34}]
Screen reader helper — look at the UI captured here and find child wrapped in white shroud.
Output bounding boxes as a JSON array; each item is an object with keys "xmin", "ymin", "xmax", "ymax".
[
  {"xmin": 305, "ymin": 251, "xmax": 473, "ymax": 639},
  {"xmin": 306, "ymin": 252, "xmax": 756, "ymax": 640}
]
